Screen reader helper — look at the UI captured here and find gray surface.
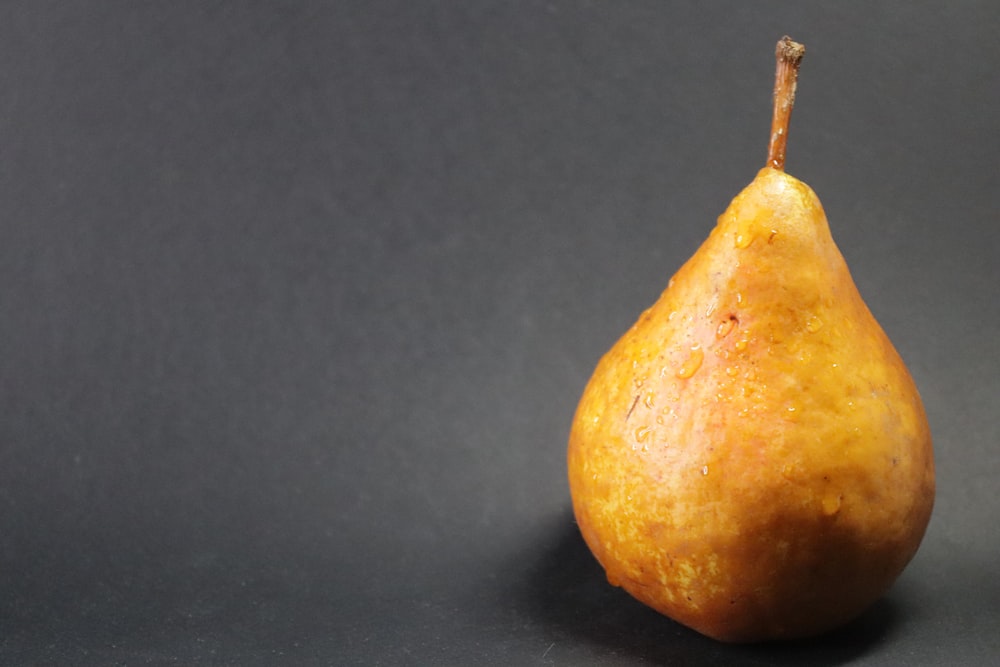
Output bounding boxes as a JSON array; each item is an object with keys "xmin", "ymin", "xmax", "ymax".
[{"xmin": 0, "ymin": 2, "xmax": 997, "ymax": 664}]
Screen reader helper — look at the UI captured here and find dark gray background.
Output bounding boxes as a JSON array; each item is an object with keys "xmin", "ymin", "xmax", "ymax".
[{"xmin": 0, "ymin": 2, "xmax": 997, "ymax": 665}]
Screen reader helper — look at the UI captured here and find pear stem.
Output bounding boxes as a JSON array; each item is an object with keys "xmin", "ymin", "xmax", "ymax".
[{"xmin": 767, "ymin": 36, "xmax": 805, "ymax": 171}]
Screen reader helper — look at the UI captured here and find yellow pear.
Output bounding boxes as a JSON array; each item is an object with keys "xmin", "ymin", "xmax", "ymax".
[{"xmin": 567, "ymin": 37, "xmax": 934, "ymax": 642}]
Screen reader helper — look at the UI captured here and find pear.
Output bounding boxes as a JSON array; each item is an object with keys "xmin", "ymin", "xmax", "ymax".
[{"xmin": 567, "ymin": 37, "xmax": 934, "ymax": 642}]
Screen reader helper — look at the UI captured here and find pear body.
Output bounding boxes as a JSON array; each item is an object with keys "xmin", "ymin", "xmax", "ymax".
[{"xmin": 567, "ymin": 168, "xmax": 934, "ymax": 642}]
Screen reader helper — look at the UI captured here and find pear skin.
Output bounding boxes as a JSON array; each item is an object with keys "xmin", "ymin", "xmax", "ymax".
[{"xmin": 567, "ymin": 39, "xmax": 934, "ymax": 642}]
